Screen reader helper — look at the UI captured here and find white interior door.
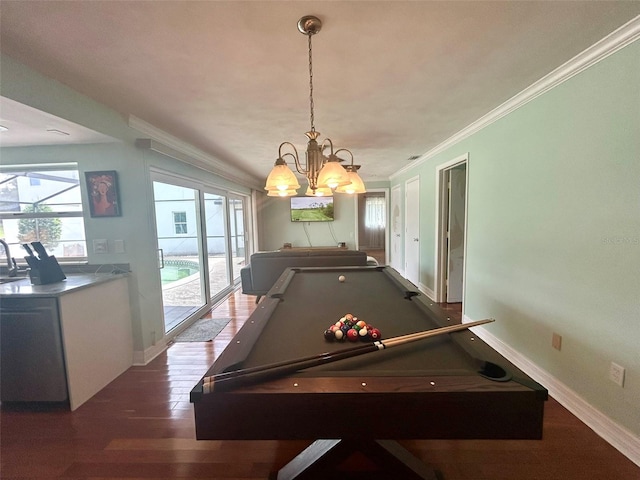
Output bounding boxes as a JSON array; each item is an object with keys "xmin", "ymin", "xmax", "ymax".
[
  {"xmin": 446, "ymin": 166, "xmax": 466, "ymax": 302},
  {"xmin": 390, "ymin": 185, "xmax": 402, "ymax": 273},
  {"xmin": 404, "ymin": 177, "xmax": 420, "ymax": 287}
]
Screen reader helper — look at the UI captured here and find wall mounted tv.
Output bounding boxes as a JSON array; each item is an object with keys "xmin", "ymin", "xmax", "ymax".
[{"xmin": 290, "ymin": 196, "xmax": 334, "ymax": 222}]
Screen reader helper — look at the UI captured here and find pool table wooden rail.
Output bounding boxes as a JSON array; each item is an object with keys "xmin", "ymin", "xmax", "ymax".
[{"xmin": 192, "ymin": 374, "xmax": 544, "ymax": 440}]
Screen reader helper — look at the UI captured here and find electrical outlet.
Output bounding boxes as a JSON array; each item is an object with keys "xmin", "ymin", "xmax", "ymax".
[
  {"xmin": 609, "ymin": 362, "xmax": 625, "ymax": 387},
  {"xmin": 552, "ymin": 332, "xmax": 562, "ymax": 351},
  {"xmin": 93, "ymin": 239, "xmax": 108, "ymax": 254}
]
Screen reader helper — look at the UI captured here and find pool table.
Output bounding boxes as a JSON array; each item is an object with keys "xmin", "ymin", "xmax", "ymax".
[{"xmin": 190, "ymin": 266, "xmax": 547, "ymax": 479}]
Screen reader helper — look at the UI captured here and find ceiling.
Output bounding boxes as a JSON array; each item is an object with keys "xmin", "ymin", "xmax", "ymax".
[{"xmin": 1, "ymin": 1, "xmax": 639, "ymax": 186}]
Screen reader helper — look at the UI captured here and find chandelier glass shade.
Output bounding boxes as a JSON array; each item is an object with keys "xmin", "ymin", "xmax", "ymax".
[
  {"xmin": 304, "ymin": 184, "xmax": 333, "ymax": 197},
  {"xmin": 264, "ymin": 158, "xmax": 301, "ymax": 194},
  {"xmin": 264, "ymin": 15, "xmax": 366, "ymax": 197},
  {"xmin": 335, "ymin": 165, "xmax": 367, "ymax": 194}
]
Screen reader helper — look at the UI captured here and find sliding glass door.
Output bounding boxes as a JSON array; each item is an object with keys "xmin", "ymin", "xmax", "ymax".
[
  {"xmin": 151, "ymin": 172, "xmax": 249, "ymax": 334},
  {"xmin": 153, "ymin": 181, "xmax": 207, "ymax": 332},
  {"xmin": 203, "ymin": 192, "xmax": 230, "ymax": 300},
  {"xmin": 228, "ymin": 195, "xmax": 247, "ymax": 281}
]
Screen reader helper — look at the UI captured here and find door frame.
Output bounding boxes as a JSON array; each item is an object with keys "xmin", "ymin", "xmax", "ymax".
[
  {"xmin": 434, "ymin": 153, "xmax": 469, "ymax": 303},
  {"xmin": 389, "ymin": 184, "xmax": 402, "ymax": 274},
  {"xmin": 404, "ymin": 175, "xmax": 420, "ymax": 287}
]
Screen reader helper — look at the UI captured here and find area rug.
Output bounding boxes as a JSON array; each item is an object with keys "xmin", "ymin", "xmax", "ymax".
[{"xmin": 174, "ymin": 317, "xmax": 232, "ymax": 342}]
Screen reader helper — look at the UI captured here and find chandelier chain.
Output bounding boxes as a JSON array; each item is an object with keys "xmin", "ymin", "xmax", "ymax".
[{"xmin": 308, "ymin": 33, "xmax": 315, "ymax": 133}]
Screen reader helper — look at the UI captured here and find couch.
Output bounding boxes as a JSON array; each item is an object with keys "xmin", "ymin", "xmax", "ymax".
[{"xmin": 241, "ymin": 249, "xmax": 373, "ymax": 301}]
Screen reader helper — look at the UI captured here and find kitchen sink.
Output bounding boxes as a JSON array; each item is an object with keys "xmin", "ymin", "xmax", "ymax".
[{"xmin": 0, "ymin": 277, "xmax": 23, "ymax": 284}]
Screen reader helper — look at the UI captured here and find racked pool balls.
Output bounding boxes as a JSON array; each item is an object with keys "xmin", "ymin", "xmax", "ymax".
[{"xmin": 323, "ymin": 313, "xmax": 381, "ymax": 342}]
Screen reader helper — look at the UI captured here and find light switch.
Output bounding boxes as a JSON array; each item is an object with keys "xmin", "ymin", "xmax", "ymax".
[{"xmin": 114, "ymin": 239, "xmax": 125, "ymax": 253}]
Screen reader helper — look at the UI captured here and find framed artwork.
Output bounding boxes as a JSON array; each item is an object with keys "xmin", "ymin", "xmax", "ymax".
[{"xmin": 85, "ymin": 170, "xmax": 121, "ymax": 217}]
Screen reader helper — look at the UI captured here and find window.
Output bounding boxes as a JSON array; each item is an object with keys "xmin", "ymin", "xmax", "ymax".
[
  {"xmin": 173, "ymin": 211, "xmax": 187, "ymax": 234},
  {"xmin": 364, "ymin": 195, "xmax": 386, "ymax": 249},
  {"xmin": 0, "ymin": 164, "xmax": 86, "ymax": 261},
  {"xmin": 365, "ymin": 195, "xmax": 386, "ymax": 229}
]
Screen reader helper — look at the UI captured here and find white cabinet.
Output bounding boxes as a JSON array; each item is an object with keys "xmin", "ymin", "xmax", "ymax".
[{"xmin": 58, "ymin": 276, "xmax": 133, "ymax": 410}]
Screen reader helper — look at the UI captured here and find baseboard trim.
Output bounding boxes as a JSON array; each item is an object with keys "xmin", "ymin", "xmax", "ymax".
[
  {"xmin": 463, "ymin": 315, "xmax": 640, "ymax": 467},
  {"xmin": 133, "ymin": 341, "xmax": 168, "ymax": 366},
  {"xmin": 419, "ymin": 282, "xmax": 435, "ymax": 301}
]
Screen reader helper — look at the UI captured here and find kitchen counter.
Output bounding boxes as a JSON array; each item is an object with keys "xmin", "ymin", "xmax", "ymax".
[{"xmin": 0, "ymin": 273, "xmax": 128, "ymax": 298}]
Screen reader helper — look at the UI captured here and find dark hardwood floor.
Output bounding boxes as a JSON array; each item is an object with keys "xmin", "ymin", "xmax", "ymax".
[{"xmin": 1, "ymin": 290, "xmax": 638, "ymax": 479}]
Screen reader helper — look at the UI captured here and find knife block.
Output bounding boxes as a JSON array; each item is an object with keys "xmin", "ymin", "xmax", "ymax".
[{"xmin": 28, "ymin": 256, "xmax": 66, "ymax": 285}]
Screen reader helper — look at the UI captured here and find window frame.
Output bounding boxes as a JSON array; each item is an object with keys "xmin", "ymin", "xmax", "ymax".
[
  {"xmin": 172, "ymin": 211, "xmax": 188, "ymax": 235},
  {"xmin": 0, "ymin": 163, "xmax": 87, "ymax": 263}
]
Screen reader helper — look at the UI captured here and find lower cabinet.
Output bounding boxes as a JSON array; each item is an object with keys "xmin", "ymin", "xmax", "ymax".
[{"xmin": 0, "ymin": 276, "xmax": 133, "ymax": 410}]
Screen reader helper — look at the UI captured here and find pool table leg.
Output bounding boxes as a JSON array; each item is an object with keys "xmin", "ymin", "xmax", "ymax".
[{"xmin": 272, "ymin": 438, "xmax": 441, "ymax": 479}]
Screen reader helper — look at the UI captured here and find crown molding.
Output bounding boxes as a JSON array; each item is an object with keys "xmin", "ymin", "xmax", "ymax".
[
  {"xmin": 391, "ymin": 15, "xmax": 640, "ymax": 180},
  {"xmin": 128, "ymin": 115, "xmax": 262, "ymax": 190}
]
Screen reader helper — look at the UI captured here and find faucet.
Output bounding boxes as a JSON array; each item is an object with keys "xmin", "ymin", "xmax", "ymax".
[{"xmin": 0, "ymin": 239, "xmax": 18, "ymax": 277}]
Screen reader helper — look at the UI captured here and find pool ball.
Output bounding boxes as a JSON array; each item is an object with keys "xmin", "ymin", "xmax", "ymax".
[
  {"xmin": 358, "ymin": 327, "xmax": 369, "ymax": 338},
  {"xmin": 346, "ymin": 329, "xmax": 359, "ymax": 342},
  {"xmin": 334, "ymin": 329, "xmax": 344, "ymax": 341},
  {"xmin": 338, "ymin": 275, "xmax": 346, "ymax": 282},
  {"xmin": 324, "ymin": 329, "xmax": 335, "ymax": 340},
  {"xmin": 370, "ymin": 328, "xmax": 381, "ymax": 340}
]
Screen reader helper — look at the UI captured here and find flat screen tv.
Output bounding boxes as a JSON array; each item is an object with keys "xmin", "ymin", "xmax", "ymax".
[{"xmin": 290, "ymin": 196, "xmax": 334, "ymax": 222}]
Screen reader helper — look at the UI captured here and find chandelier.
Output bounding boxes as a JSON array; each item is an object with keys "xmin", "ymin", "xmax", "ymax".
[{"xmin": 264, "ymin": 15, "xmax": 366, "ymax": 198}]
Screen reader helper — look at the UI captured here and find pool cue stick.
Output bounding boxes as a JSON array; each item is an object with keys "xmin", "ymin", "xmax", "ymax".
[{"xmin": 202, "ymin": 318, "xmax": 494, "ymax": 393}]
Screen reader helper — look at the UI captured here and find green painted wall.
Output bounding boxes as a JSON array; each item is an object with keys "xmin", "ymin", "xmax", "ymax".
[{"xmin": 391, "ymin": 41, "xmax": 640, "ymax": 436}]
